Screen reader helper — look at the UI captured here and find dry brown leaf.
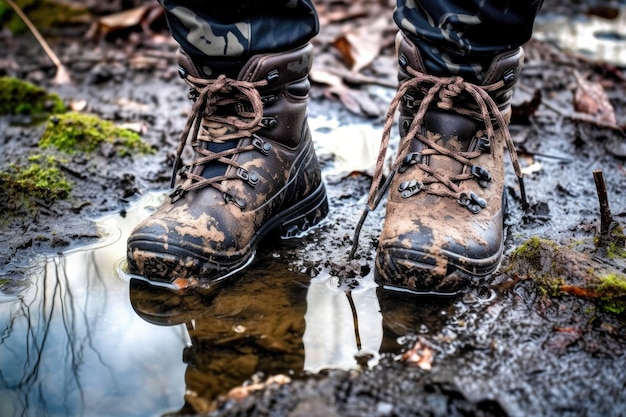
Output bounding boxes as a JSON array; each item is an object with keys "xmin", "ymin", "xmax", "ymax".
[
  {"xmin": 86, "ymin": 4, "xmax": 164, "ymax": 39},
  {"xmin": 560, "ymin": 285, "xmax": 599, "ymax": 298},
  {"xmin": 226, "ymin": 374, "xmax": 291, "ymax": 401},
  {"xmin": 323, "ymin": 86, "xmax": 381, "ymax": 117},
  {"xmin": 309, "ymin": 67, "xmax": 345, "ymax": 87},
  {"xmin": 310, "ymin": 66, "xmax": 381, "ymax": 117},
  {"xmin": 331, "ymin": 15, "xmax": 390, "ymax": 73},
  {"xmin": 573, "ymin": 71, "xmax": 617, "ymax": 126},
  {"xmin": 401, "ymin": 338, "xmax": 433, "ymax": 370}
]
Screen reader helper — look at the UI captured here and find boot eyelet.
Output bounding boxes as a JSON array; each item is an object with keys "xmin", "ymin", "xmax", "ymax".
[
  {"xmin": 503, "ymin": 69, "xmax": 516, "ymax": 84},
  {"xmin": 223, "ymin": 192, "xmax": 247, "ymax": 209},
  {"xmin": 402, "ymin": 94, "xmax": 415, "ymax": 109},
  {"xmin": 471, "ymin": 165, "xmax": 492, "ymax": 188},
  {"xmin": 170, "ymin": 186, "xmax": 187, "ymax": 203},
  {"xmin": 458, "ymin": 191, "xmax": 486, "ymax": 213},
  {"xmin": 187, "ymin": 88, "xmax": 199, "ymax": 101},
  {"xmin": 266, "ymin": 69, "xmax": 280, "ymax": 83},
  {"xmin": 477, "ymin": 137, "xmax": 491, "ymax": 153},
  {"xmin": 401, "ymin": 119, "xmax": 411, "ymax": 133},
  {"xmin": 237, "ymin": 168, "xmax": 260, "ymax": 186},
  {"xmin": 178, "ymin": 165, "xmax": 190, "ymax": 179},
  {"xmin": 252, "ymin": 136, "xmax": 272, "ymax": 155},
  {"xmin": 398, "ymin": 152, "xmax": 422, "ymax": 173},
  {"xmin": 398, "ymin": 180, "xmax": 422, "ymax": 198},
  {"xmin": 261, "ymin": 117, "xmax": 278, "ymax": 130},
  {"xmin": 262, "ymin": 95, "xmax": 278, "ymax": 106},
  {"xmin": 398, "ymin": 53, "xmax": 408, "ymax": 69}
]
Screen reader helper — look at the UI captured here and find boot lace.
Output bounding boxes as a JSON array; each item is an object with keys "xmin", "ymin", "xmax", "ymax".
[
  {"xmin": 169, "ymin": 73, "xmax": 269, "ymax": 206},
  {"xmin": 350, "ymin": 66, "xmax": 527, "ymax": 258}
]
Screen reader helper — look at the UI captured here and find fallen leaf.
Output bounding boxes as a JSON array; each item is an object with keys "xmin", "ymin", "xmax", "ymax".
[
  {"xmin": 331, "ymin": 15, "xmax": 391, "ymax": 73},
  {"xmin": 573, "ymin": 71, "xmax": 617, "ymax": 127},
  {"xmin": 560, "ymin": 285, "xmax": 599, "ymax": 298},
  {"xmin": 86, "ymin": 4, "xmax": 164, "ymax": 39},
  {"xmin": 401, "ymin": 338, "xmax": 433, "ymax": 370},
  {"xmin": 310, "ymin": 66, "xmax": 383, "ymax": 117},
  {"xmin": 226, "ymin": 374, "xmax": 291, "ymax": 400}
]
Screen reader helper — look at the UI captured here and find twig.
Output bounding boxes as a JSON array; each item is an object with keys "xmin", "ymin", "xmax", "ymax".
[
  {"xmin": 593, "ymin": 169, "xmax": 612, "ymax": 236},
  {"xmin": 5, "ymin": 0, "xmax": 71, "ymax": 85}
]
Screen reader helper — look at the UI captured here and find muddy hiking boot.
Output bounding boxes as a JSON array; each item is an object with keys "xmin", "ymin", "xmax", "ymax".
[
  {"xmin": 127, "ymin": 43, "xmax": 328, "ymax": 285},
  {"xmin": 364, "ymin": 33, "xmax": 526, "ymax": 294}
]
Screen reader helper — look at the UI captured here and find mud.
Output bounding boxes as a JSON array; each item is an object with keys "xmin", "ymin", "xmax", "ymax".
[{"xmin": 1, "ymin": 1, "xmax": 626, "ymax": 417}]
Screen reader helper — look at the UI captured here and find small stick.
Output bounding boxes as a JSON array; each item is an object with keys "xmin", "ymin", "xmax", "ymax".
[
  {"xmin": 592, "ymin": 169, "xmax": 612, "ymax": 236},
  {"xmin": 5, "ymin": 0, "xmax": 71, "ymax": 85}
]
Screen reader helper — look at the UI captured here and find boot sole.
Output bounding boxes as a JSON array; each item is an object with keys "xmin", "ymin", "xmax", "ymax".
[
  {"xmin": 375, "ymin": 242, "xmax": 504, "ymax": 295},
  {"xmin": 127, "ymin": 181, "xmax": 329, "ymax": 286}
]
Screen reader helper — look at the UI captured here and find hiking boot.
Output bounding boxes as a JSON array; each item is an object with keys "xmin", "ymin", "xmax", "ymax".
[
  {"xmin": 371, "ymin": 33, "xmax": 526, "ymax": 294},
  {"xmin": 127, "ymin": 43, "xmax": 328, "ymax": 285}
]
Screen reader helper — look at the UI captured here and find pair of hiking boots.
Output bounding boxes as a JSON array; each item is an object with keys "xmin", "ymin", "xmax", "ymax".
[{"xmin": 126, "ymin": 32, "xmax": 525, "ymax": 294}]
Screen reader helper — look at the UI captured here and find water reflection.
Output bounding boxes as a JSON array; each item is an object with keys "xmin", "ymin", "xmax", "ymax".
[
  {"xmin": 0, "ymin": 191, "xmax": 457, "ymax": 417},
  {"xmin": 0, "ymin": 193, "xmax": 188, "ymax": 417},
  {"xmin": 130, "ymin": 261, "xmax": 456, "ymax": 415}
]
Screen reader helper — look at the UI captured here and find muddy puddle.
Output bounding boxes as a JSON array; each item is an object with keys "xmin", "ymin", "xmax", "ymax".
[
  {"xmin": 5, "ymin": 182, "xmax": 624, "ymax": 417},
  {"xmin": 0, "ymin": 189, "xmax": 457, "ymax": 417}
]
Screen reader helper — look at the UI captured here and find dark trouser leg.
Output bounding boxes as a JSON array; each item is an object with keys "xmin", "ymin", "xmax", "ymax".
[
  {"xmin": 158, "ymin": 0, "xmax": 319, "ymax": 60},
  {"xmin": 394, "ymin": 0, "xmax": 544, "ymax": 82}
]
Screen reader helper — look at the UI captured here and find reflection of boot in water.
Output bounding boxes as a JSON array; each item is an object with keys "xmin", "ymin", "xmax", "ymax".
[
  {"xmin": 130, "ymin": 262, "xmax": 459, "ymax": 414},
  {"xmin": 376, "ymin": 288, "xmax": 456, "ymax": 354},
  {"xmin": 129, "ymin": 265, "xmax": 308, "ymax": 414}
]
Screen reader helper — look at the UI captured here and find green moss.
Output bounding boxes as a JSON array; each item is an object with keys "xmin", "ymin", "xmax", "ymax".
[
  {"xmin": 40, "ymin": 112, "xmax": 154, "ymax": 156},
  {"xmin": 0, "ymin": 154, "xmax": 72, "ymax": 203},
  {"xmin": 606, "ymin": 225, "xmax": 626, "ymax": 259},
  {"xmin": 511, "ymin": 237, "xmax": 543, "ymax": 264},
  {"xmin": 507, "ymin": 237, "xmax": 562, "ymax": 295},
  {"xmin": 509, "ymin": 236, "xmax": 557, "ymax": 274},
  {"xmin": 507, "ymin": 237, "xmax": 626, "ymax": 316},
  {"xmin": 596, "ymin": 273, "xmax": 626, "ymax": 315},
  {"xmin": 595, "ymin": 223, "xmax": 626, "ymax": 259},
  {"xmin": 0, "ymin": 76, "xmax": 65, "ymax": 116},
  {"xmin": 607, "ymin": 242, "xmax": 626, "ymax": 259}
]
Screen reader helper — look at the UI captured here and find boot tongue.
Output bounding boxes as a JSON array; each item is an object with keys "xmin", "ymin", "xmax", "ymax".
[
  {"xmin": 422, "ymin": 110, "xmax": 479, "ymax": 180},
  {"xmin": 176, "ymin": 49, "xmax": 250, "ymax": 181}
]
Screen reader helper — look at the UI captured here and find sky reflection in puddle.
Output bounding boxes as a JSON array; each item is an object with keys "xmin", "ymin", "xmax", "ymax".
[{"xmin": 0, "ymin": 192, "xmax": 455, "ymax": 417}]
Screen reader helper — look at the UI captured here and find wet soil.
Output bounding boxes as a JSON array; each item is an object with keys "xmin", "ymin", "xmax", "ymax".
[{"xmin": 1, "ymin": 1, "xmax": 626, "ymax": 417}]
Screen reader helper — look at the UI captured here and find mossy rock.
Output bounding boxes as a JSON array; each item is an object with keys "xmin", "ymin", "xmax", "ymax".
[
  {"xmin": 0, "ymin": 154, "xmax": 73, "ymax": 219},
  {"xmin": 0, "ymin": 76, "xmax": 65, "ymax": 116},
  {"xmin": 507, "ymin": 237, "xmax": 626, "ymax": 315},
  {"xmin": 39, "ymin": 112, "xmax": 154, "ymax": 156}
]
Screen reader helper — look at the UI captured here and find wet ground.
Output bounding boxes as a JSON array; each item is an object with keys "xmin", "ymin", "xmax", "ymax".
[{"xmin": 2, "ymin": 1, "xmax": 626, "ymax": 416}]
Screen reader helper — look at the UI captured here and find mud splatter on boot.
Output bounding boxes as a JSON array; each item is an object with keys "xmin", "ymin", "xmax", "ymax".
[
  {"xmin": 371, "ymin": 33, "xmax": 526, "ymax": 294},
  {"xmin": 127, "ymin": 44, "xmax": 328, "ymax": 286}
]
